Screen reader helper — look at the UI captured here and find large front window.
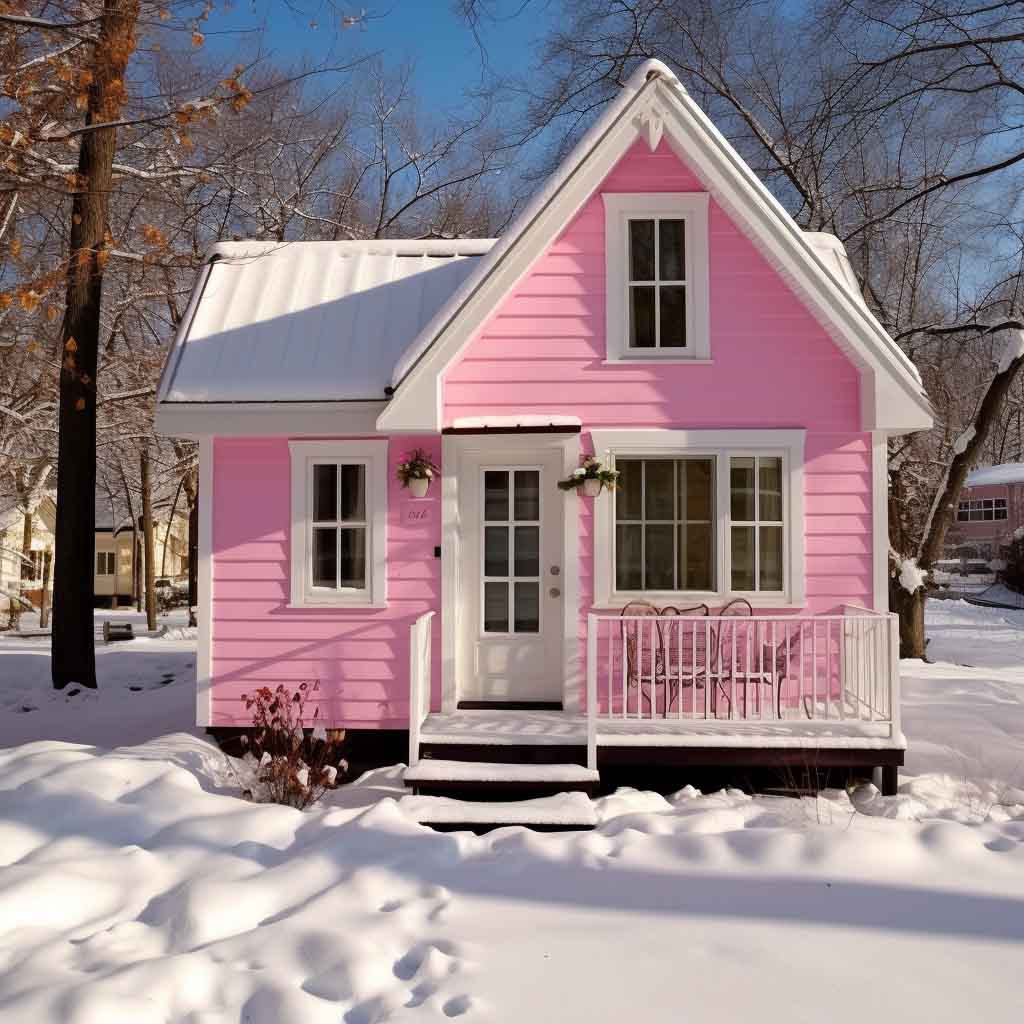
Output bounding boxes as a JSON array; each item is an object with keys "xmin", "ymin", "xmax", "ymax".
[{"xmin": 729, "ymin": 456, "xmax": 784, "ymax": 592}]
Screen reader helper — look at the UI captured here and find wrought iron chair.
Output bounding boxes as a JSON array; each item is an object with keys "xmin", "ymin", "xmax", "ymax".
[
  {"xmin": 709, "ymin": 598, "xmax": 754, "ymax": 717},
  {"xmin": 620, "ymin": 600, "xmax": 663, "ymax": 715},
  {"xmin": 658, "ymin": 604, "xmax": 712, "ymax": 715}
]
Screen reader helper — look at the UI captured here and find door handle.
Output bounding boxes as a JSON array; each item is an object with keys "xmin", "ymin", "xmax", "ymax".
[
  {"xmin": 549, "ymin": 587, "xmax": 561, "ymax": 598},
  {"xmin": 550, "ymin": 565, "xmax": 561, "ymax": 576}
]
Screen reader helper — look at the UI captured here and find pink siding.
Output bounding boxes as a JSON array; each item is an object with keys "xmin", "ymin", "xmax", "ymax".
[
  {"xmin": 209, "ymin": 436, "xmax": 440, "ymax": 727},
  {"xmin": 444, "ymin": 139, "xmax": 873, "ymax": 621}
]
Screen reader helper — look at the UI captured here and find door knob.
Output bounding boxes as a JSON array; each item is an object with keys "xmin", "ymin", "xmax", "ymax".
[
  {"xmin": 550, "ymin": 565, "xmax": 561, "ymax": 576},
  {"xmin": 549, "ymin": 587, "xmax": 561, "ymax": 598}
]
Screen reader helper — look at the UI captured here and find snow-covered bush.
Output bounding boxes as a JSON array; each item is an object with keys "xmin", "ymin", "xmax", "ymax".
[{"xmin": 238, "ymin": 681, "xmax": 346, "ymax": 809}]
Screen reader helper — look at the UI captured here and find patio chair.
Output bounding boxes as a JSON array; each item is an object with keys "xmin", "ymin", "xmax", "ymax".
[
  {"xmin": 710, "ymin": 598, "xmax": 759, "ymax": 717},
  {"xmin": 620, "ymin": 600, "xmax": 664, "ymax": 715},
  {"xmin": 658, "ymin": 604, "xmax": 712, "ymax": 714}
]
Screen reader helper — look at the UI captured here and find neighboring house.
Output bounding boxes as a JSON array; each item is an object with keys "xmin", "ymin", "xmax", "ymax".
[
  {"xmin": 943, "ymin": 462, "xmax": 1024, "ymax": 563},
  {"xmin": 0, "ymin": 492, "xmax": 56, "ymax": 616},
  {"xmin": 155, "ymin": 61, "xmax": 932, "ymax": 800}
]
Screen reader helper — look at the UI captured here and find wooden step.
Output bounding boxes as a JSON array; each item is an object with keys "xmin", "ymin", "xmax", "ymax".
[
  {"xmin": 399, "ymin": 792, "xmax": 597, "ymax": 833},
  {"xmin": 404, "ymin": 759, "xmax": 599, "ymax": 799}
]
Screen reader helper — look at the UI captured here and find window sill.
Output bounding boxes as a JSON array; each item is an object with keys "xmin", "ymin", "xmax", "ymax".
[
  {"xmin": 593, "ymin": 593, "xmax": 803, "ymax": 612},
  {"xmin": 286, "ymin": 600, "xmax": 387, "ymax": 611},
  {"xmin": 602, "ymin": 358, "xmax": 713, "ymax": 366}
]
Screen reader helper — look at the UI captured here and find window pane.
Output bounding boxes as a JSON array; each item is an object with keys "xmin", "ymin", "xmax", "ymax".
[
  {"xmin": 684, "ymin": 459, "xmax": 714, "ymax": 520},
  {"xmin": 759, "ymin": 458, "xmax": 783, "ymax": 522},
  {"xmin": 514, "ymin": 582, "xmax": 540, "ymax": 633},
  {"xmin": 617, "ymin": 460, "xmax": 642, "ymax": 520},
  {"xmin": 659, "ymin": 286, "xmax": 686, "ymax": 348},
  {"xmin": 645, "ymin": 524, "xmax": 675, "ymax": 590},
  {"xmin": 312, "ymin": 527, "xmax": 337, "ymax": 588},
  {"xmin": 629, "ymin": 219, "xmax": 655, "ymax": 280},
  {"xmin": 313, "ymin": 464, "xmax": 337, "ymax": 522},
  {"xmin": 484, "ymin": 470, "xmax": 509, "ymax": 521},
  {"xmin": 759, "ymin": 525, "xmax": 783, "ymax": 591},
  {"xmin": 339, "ymin": 528, "xmax": 366, "ymax": 589},
  {"xmin": 731, "ymin": 526, "xmax": 755, "ymax": 590},
  {"xmin": 514, "ymin": 526, "xmax": 539, "ymax": 577},
  {"xmin": 659, "ymin": 219, "xmax": 685, "ymax": 280},
  {"xmin": 683, "ymin": 523, "xmax": 714, "ymax": 590},
  {"xmin": 484, "ymin": 581, "xmax": 509, "ymax": 632},
  {"xmin": 339, "ymin": 464, "xmax": 365, "ymax": 522},
  {"xmin": 630, "ymin": 286, "xmax": 656, "ymax": 347},
  {"xmin": 644, "ymin": 460, "xmax": 675, "ymax": 519},
  {"xmin": 616, "ymin": 524, "xmax": 643, "ymax": 590},
  {"xmin": 513, "ymin": 470, "xmax": 540, "ymax": 521},
  {"xmin": 730, "ymin": 458, "xmax": 756, "ymax": 521},
  {"xmin": 484, "ymin": 526, "xmax": 508, "ymax": 577}
]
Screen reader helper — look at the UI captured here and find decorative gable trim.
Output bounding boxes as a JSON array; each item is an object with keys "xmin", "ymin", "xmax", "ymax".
[{"xmin": 378, "ymin": 60, "xmax": 932, "ymax": 436}]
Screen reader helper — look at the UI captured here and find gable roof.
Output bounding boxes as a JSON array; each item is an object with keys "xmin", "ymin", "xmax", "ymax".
[
  {"xmin": 157, "ymin": 239, "xmax": 494, "ymax": 406},
  {"xmin": 378, "ymin": 60, "xmax": 932, "ymax": 435}
]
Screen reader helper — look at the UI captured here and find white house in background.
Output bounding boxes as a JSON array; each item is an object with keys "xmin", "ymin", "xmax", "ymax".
[{"xmin": 0, "ymin": 490, "xmax": 56, "ymax": 617}]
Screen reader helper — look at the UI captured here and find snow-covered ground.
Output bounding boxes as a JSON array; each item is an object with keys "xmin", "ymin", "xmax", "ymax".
[{"xmin": 0, "ymin": 602, "xmax": 1022, "ymax": 1023}]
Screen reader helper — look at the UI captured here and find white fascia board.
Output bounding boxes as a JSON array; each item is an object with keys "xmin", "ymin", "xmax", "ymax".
[
  {"xmin": 156, "ymin": 258, "xmax": 216, "ymax": 404},
  {"xmin": 155, "ymin": 401, "xmax": 386, "ymax": 439}
]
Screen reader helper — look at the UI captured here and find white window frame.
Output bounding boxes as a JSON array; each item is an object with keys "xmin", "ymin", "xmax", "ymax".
[
  {"xmin": 95, "ymin": 550, "xmax": 116, "ymax": 576},
  {"xmin": 592, "ymin": 429, "xmax": 805, "ymax": 608},
  {"xmin": 957, "ymin": 497, "xmax": 1008, "ymax": 522},
  {"xmin": 289, "ymin": 439, "xmax": 388, "ymax": 608},
  {"xmin": 604, "ymin": 192, "xmax": 710, "ymax": 362}
]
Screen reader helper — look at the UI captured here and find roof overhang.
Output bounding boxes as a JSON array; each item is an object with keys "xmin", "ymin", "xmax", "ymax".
[
  {"xmin": 377, "ymin": 61, "xmax": 933, "ymax": 437},
  {"xmin": 154, "ymin": 400, "xmax": 386, "ymax": 439}
]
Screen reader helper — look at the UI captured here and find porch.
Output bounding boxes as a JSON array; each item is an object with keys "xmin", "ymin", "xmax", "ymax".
[{"xmin": 408, "ymin": 608, "xmax": 905, "ymax": 795}]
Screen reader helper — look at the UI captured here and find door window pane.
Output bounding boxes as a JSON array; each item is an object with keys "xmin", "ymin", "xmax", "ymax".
[
  {"xmin": 616, "ymin": 460, "xmax": 642, "ymax": 520},
  {"xmin": 514, "ymin": 526, "xmax": 539, "ymax": 577},
  {"xmin": 759, "ymin": 525, "xmax": 783, "ymax": 591},
  {"xmin": 730, "ymin": 458, "xmax": 756, "ymax": 521},
  {"xmin": 630, "ymin": 286, "xmax": 656, "ymax": 347},
  {"xmin": 645, "ymin": 525, "xmax": 675, "ymax": 590},
  {"xmin": 339, "ymin": 464, "xmax": 366, "ymax": 522},
  {"xmin": 731, "ymin": 526, "xmax": 755, "ymax": 591},
  {"xmin": 659, "ymin": 286, "xmax": 686, "ymax": 348},
  {"xmin": 484, "ymin": 471, "xmax": 509, "ymax": 521},
  {"xmin": 513, "ymin": 470, "xmax": 540, "ymax": 521},
  {"xmin": 312, "ymin": 527, "xmax": 337, "ymax": 588},
  {"xmin": 338, "ymin": 528, "xmax": 366, "ymax": 589},
  {"xmin": 514, "ymin": 582, "xmax": 540, "ymax": 633},
  {"xmin": 484, "ymin": 526, "xmax": 508, "ymax": 577},
  {"xmin": 644, "ymin": 460, "xmax": 675, "ymax": 519},
  {"xmin": 659, "ymin": 219, "xmax": 685, "ymax": 280},
  {"xmin": 313, "ymin": 464, "xmax": 337, "ymax": 522},
  {"xmin": 615, "ymin": 524, "xmax": 643, "ymax": 590},
  {"xmin": 759, "ymin": 458, "xmax": 783, "ymax": 522},
  {"xmin": 629, "ymin": 219, "xmax": 655, "ymax": 280},
  {"xmin": 484, "ymin": 581, "xmax": 509, "ymax": 633}
]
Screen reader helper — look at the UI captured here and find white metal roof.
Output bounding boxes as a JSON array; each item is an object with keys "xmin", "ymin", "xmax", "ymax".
[
  {"xmin": 159, "ymin": 240, "xmax": 494, "ymax": 404},
  {"xmin": 966, "ymin": 463, "xmax": 1024, "ymax": 487}
]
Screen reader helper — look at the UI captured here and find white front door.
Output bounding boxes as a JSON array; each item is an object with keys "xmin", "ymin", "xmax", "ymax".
[{"xmin": 459, "ymin": 448, "xmax": 564, "ymax": 703}]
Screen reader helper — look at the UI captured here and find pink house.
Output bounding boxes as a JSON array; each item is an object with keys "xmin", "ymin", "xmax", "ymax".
[
  {"xmin": 945, "ymin": 463, "xmax": 1024, "ymax": 562},
  {"xmin": 156, "ymin": 62, "xmax": 932, "ymax": 806}
]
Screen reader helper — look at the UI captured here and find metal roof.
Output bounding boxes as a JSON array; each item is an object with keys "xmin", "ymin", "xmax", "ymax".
[{"xmin": 159, "ymin": 239, "xmax": 494, "ymax": 404}]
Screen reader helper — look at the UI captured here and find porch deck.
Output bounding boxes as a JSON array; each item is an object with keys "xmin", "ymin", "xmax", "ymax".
[{"xmin": 420, "ymin": 709, "xmax": 905, "ymax": 750}]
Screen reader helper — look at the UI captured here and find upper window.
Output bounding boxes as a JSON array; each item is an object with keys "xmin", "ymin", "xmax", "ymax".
[
  {"xmin": 289, "ymin": 440, "xmax": 388, "ymax": 607},
  {"xmin": 957, "ymin": 498, "xmax": 1008, "ymax": 522},
  {"xmin": 604, "ymin": 193, "xmax": 710, "ymax": 362}
]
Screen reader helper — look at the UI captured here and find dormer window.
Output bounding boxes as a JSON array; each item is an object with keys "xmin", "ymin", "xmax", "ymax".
[{"xmin": 604, "ymin": 193, "xmax": 710, "ymax": 362}]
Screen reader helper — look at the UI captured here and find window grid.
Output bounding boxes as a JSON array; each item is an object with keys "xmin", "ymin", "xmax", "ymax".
[
  {"xmin": 627, "ymin": 218, "xmax": 686, "ymax": 350},
  {"xmin": 730, "ymin": 455, "xmax": 784, "ymax": 593},
  {"xmin": 95, "ymin": 551, "xmax": 115, "ymax": 576},
  {"xmin": 957, "ymin": 498, "xmax": 1008, "ymax": 522},
  {"xmin": 615, "ymin": 458, "xmax": 714, "ymax": 592},
  {"xmin": 310, "ymin": 461, "xmax": 367, "ymax": 592}
]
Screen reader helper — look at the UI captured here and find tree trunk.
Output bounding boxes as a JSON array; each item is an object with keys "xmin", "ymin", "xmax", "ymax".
[
  {"xmin": 141, "ymin": 448, "xmax": 157, "ymax": 632},
  {"xmin": 39, "ymin": 549, "xmax": 51, "ymax": 630},
  {"xmin": 11, "ymin": 509, "xmax": 32, "ymax": 629},
  {"xmin": 188, "ymin": 489, "xmax": 198, "ymax": 629},
  {"xmin": 51, "ymin": 0, "xmax": 141, "ymax": 689},
  {"xmin": 889, "ymin": 577, "xmax": 926, "ymax": 658}
]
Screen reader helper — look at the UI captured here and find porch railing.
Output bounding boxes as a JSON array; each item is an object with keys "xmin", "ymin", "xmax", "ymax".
[
  {"xmin": 407, "ymin": 610, "xmax": 435, "ymax": 768},
  {"xmin": 585, "ymin": 610, "xmax": 901, "ymax": 770}
]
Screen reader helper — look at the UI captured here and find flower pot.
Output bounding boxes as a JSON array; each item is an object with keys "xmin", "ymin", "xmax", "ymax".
[
  {"xmin": 408, "ymin": 476, "xmax": 430, "ymax": 498},
  {"xmin": 581, "ymin": 477, "xmax": 603, "ymax": 497}
]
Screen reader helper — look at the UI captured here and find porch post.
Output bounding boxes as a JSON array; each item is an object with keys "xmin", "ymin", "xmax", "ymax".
[{"xmin": 586, "ymin": 614, "xmax": 598, "ymax": 771}]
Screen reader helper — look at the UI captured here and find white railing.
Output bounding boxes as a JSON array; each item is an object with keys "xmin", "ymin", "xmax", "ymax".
[
  {"xmin": 407, "ymin": 610, "xmax": 435, "ymax": 768},
  {"xmin": 585, "ymin": 611, "xmax": 901, "ymax": 769}
]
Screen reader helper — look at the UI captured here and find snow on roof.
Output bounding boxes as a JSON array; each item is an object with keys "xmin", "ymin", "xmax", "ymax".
[
  {"xmin": 966, "ymin": 463, "xmax": 1024, "ymax": 487},
  {"xmin": 159, "ymin": 240, "xmax": 494, "ymax": 404}
]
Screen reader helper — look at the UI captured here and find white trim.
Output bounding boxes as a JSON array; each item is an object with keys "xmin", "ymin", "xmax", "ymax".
[
  {"xmin": 440, "ymin": 433, "xmax": 580, "ymax": 711},
  {"xmin": 155, "ymin": 401, "xmax": 384, "ymax": 439},
  {"xmin": 603, "ymin": 192, "xmax": 710, "ymax": 361},
  {"xmin": 872, "ymin": 432, "xmax": 890, "ymax": 612},
  {"xmin": 196, "ymin": 436, "xmax": 213, "ymax": 728},
  {"xmin": 591, "ymin": 428, "xmax": 805, "ymax": 608},
  {"xmin": 378, "ymin": 61, "xmax": 931, "ymax": 435},
  {"xmin": 288, "ymin": 440, "xmax": 388, "ymax": 608}
]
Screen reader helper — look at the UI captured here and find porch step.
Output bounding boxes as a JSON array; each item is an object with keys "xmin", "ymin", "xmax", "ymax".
[
  {"xmin": 404, "ymin": 759, "xmax": 599, "ymax": 799},
  {"xmin": 399, "ymin": 792, "xmax": 597, "ymax": 833}
]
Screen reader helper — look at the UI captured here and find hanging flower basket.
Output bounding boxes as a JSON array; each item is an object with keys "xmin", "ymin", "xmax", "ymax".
[
  {"xmin": 396, "ymin": 448, "xmax": 438, "ymax": 498},
  {"xmin": 558, "ymin": 455, "xmax": 619, "ymax": 496}
]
